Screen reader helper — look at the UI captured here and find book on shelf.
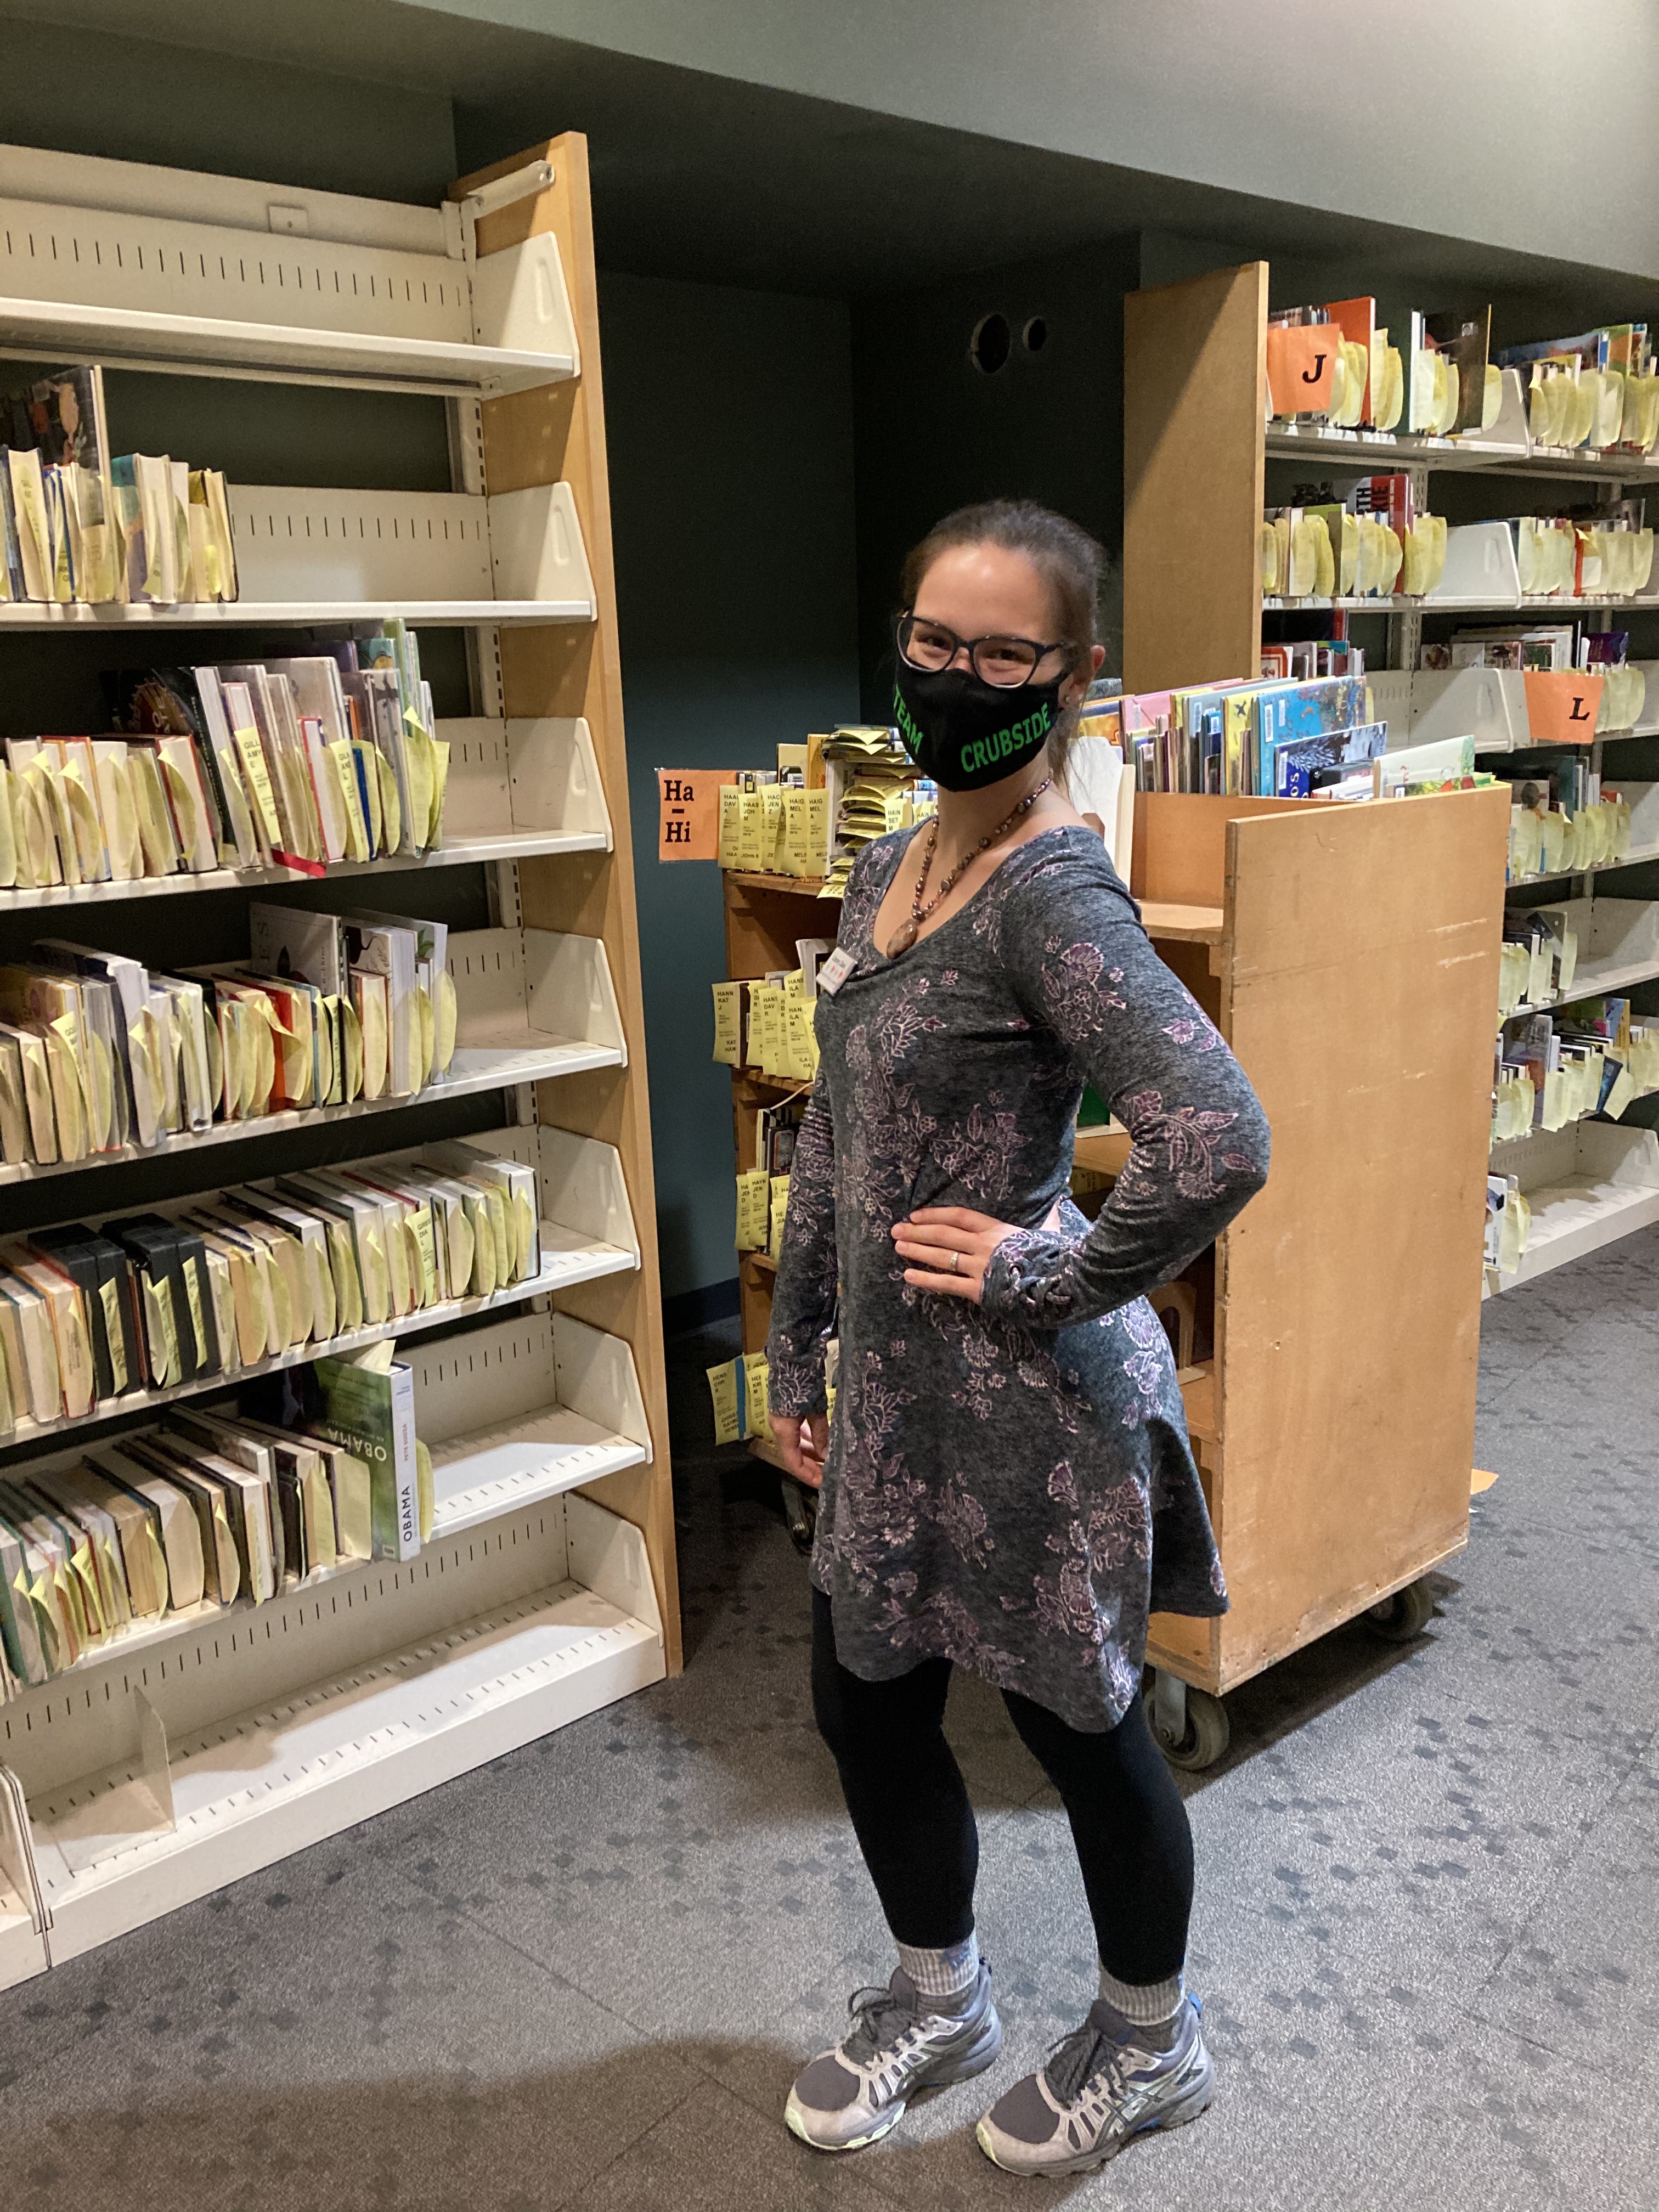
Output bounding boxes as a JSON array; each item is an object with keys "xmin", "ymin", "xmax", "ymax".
[
  {"xmin": 309, "ymin": 1348, "xmax": 421, "ymax": 1564},
  {"xmin": 0, "ymin": 366, "xmax": 240, "ymax": 609},
  {"xmin": 0, "ymin": 1133, "xmax": 537, "ymax": 1439},
  {"xmin": 0, "ymin": 909, "xmax": 461, "ymax": 1167},
  {"xmin": 0, "ymin": 1356, "xmax": 432, "ymax": 1695},
  {"xmin": 1264, "ymin": 295, "xmax": 1506, "ymax": 438},
  {"xmin": 706, "ymin": 1348, "xmax": 772, "ymax": 1446}
]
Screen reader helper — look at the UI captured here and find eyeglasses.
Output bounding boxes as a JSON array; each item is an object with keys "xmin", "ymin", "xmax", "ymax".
[{"xmin": 896, "ymin": 611, "xmax": 1074, "ymax": 690}]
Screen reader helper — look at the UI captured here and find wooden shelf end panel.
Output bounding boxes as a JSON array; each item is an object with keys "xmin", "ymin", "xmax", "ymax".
[
  {"xmin": 460, "ymin": 134, "xmax": 680, "ymax": 1672},
  {"xmin": 1124, "ymin": 261, "xmax": 1268, "ymax": 694}
]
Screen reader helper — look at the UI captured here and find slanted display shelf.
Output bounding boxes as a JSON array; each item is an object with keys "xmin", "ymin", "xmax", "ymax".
[
  {"xmin": 1265, "ymin": 369, "xmax": 1659, "ymax": 483},
  {"xmin": 1371, "ymin": 670, "xmax": 1659, "ymax": 759},
  {"xmin": 0, "ymin": 1119, "xmax": 640, "ymax": 1452},
  {"xmin": 0, "ymin": 480, "xmax": 599, "ymax": 628},
  {"xmin": 0, "ymin": 143, "xmax": 580, "ymax": 399},
  {"xmin": 0, "ymin": 714, "xmax": 614, "ymax": 913},
  {"xmin": 2, "ymin": 1487, "xmax": 663, "ymax": 1970},
  {"xmin": 0, "ymin": 1298, "xmax": 652, "ymax": 1679},
  {"xmin": 1487, "ymin": 1124, "xmax": 1659, "ymax": 1294},
  {"xmin": 0, "ymin": 927, "xmax": 627, "ymax": 1187}
]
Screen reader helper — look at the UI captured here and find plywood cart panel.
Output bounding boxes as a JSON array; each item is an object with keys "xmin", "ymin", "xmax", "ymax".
[{"xmin": 1140, "ymin": 787, "xmax": 1510, "ymax": 1694}]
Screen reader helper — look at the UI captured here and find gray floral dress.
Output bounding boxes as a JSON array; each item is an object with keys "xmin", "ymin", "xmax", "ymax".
[{"xmin": 766, "ymin": 824, "xmax": 1270, "ymax": 1731}]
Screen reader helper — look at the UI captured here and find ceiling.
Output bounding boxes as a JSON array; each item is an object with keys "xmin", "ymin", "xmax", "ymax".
[{"xmin": 2, "ymin": 0, "xmax": 1657, "ymax": 322}]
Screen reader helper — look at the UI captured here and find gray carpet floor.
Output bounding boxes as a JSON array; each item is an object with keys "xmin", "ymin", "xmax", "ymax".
[{"xmin": 2, "ymin": 1231, "xmax": 1656, "ymax": 2210}]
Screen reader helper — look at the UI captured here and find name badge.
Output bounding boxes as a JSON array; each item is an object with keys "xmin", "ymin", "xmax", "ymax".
[{"xmin": 816, "ymin": 947, "xmax": 856, "ymax": 997}]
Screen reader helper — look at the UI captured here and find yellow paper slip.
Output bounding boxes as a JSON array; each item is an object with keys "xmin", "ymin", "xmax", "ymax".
[
  {"xmin": 433, "ymin": 969, "xmax": 458, "ymax": 1076},
  {"xmin": 707, "ymin": 1359, "xmax": 741, "ymax": 1444},
  {"xmin": 712, "ymin": 981, "xmax": 742, "ymax": 1066},
  {"xmin": 735, "ymin": 1169, "xmax": 770, "ymax": 1251},
  {"xmin": 736, "ymin": 789, "xmax": 766, "ymax": 871},
  {"xmin": 0, "ymin": 762, "xmax": 16, "ymax": 889},
  {"xmin": 98, "ymin": 1278, "xmax": 128, "ymax": 1393},
  {"xmin": 717, "ymin": 784, "xmax": 743, "ymax": 868}
]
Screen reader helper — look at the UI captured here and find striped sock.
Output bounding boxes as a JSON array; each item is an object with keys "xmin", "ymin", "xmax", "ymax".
[
  {"xmin": 897, "ymin": 1931, "xmax": 980, "ymax": 2006},
  {"xmin": 1099, "ymin": 1961, "xmax": 1184, "ymax": 2027}
]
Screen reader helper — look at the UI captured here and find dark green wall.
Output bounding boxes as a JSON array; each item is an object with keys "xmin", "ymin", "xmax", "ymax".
[
  {"xmin": 598, "ymin": 270, "xmax": 860, "ymax": 1301},
  {"xmin": 851, "ymin": 239, "xmax": 1141, "ymax": 716},
  {"xmin": 0, "ymin": 16, "xmax": 457, "ymax": 201}
]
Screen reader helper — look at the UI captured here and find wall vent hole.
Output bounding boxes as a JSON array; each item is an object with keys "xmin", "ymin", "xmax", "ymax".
[{"xmin": 969, "ymin": 313, "xmax": 1011, "ymax": 375}]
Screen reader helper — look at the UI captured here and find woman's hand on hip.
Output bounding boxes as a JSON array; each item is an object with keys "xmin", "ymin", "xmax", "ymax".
[
  {"xmin": 891, "ymin": 1205, "xmax": 1025, "ymax": 1303},
  {"xmin": 770, "ymin": 1409, "xmax": 828, "ymax": 1488}
]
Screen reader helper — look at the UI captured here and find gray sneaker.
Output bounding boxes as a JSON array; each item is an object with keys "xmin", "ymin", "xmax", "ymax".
[
  {"xmin": 785, "ymin": 1964, "xmax": 1002, "ymax": 2152},
  {"xmin": 975, "ymin": 1992, "xmax": 1214, "ymax": 2176}
]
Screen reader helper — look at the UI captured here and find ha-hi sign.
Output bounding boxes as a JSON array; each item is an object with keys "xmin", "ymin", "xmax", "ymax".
[{"xmin": 657, "ymin": 768, "xmax": 737, "ymax": 860}]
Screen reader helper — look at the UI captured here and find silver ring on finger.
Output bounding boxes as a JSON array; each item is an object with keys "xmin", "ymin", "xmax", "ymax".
[{"xmin": 949, "ymin": 1248, "xmax": 961, "ymax": 1273}]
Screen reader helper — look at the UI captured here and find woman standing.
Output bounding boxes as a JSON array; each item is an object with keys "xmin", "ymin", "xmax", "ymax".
[{"xmin": 766, "ymin": 500, "xmax": 1269, "ymax": 2178}]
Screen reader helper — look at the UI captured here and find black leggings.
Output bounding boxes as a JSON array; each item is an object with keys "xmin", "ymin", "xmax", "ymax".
[{"xmin": 811, "ymin": 1588, "xmax": 1193, "ymax": 1985}]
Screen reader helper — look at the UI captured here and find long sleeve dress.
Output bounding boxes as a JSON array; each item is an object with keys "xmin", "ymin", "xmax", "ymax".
[{"xmin": 765, "ymin": 823, "xmax": 1270, "ymax": 1731}]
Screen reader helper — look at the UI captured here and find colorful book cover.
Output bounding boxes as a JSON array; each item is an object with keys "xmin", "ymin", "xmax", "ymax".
[{"xmin": 312, "ymin": 1352, "xmax": 419, "ymax": 1562}]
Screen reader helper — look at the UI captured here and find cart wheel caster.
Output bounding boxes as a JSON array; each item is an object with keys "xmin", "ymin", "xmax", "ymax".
[
  {"xmin": 1364, "ymin": 1576, "xmax": 1435, "ymax": 1643},
  {"xmin": 1146, "ymin": 1683, "xmax": 1230, "ymax": 1771},
  {"xmin": 781, "ymin": 1477, "xmax": 818, "ymax": 1558}
]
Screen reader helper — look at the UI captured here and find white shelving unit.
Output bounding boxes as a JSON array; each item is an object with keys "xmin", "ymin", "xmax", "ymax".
[
  {"xmin": 0, "ymin": 482, "xmax": 597, "ymax": 625},
  {"xmin": 1265, "ymin": 367, "xmax": 1659, "ymax": 483},
  {"xmin": 0, "ymin": 143, "xmax": 580, "ymax": 397},
  {"xmin": 1487, "ymin": 1122, "xmax": 1659, "ymax": 1292},
  {"xmin": 5, "ymin": 1489, "xmax": 662, "ymax": 1966},
  {"xmin": 0, "ymin": 927, "xmax": 625, "ymax": 1187},
  {"xmin": 1263, "ymin": 525, "xmax": 1659, "ymax": 621},
  {"xmin": 445, "ymin": 926, "xmax": 627, "ymax": 1079},
  {"xmin": 1, "ymin": 1118, "xmax": 639, "ymax": 1447},
  {"xmin": 417, "ymin": 1307, "xmax": 653, "ymax": 1530},
  {"xmin": 0, "ymin": 133, "xmax": 675, "ymax": 1985},
  {"xmin": 0, "ymin": 714, "xmax": 613, "ymax": 915},
  {"xmin": 0, "ymin": 1259, "xmax": 648, "ymax": 1664},
  {"xmin": 1274, "ymin": 373, "xmax": 1659, "ymax": 1297}
]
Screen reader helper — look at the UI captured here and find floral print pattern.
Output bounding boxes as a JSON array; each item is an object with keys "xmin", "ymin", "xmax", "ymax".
[{"xmin": 767, "ymin": 825, "xmax": 1269, "ymax": 1730}]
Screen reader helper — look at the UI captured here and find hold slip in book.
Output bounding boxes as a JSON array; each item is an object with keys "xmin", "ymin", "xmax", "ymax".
[
  {"xmin": 708, "ymin": 1336, "xmax": 840, "ymax": 1447},
  {"xmin": 0, "ymin": 1345, "xmax": 430, "ymax": 1700},
  {"xmin": 1497, "ymin": 323, "xmax": 1659, "ymax": 456},
  {"xmin": 0, "ymin": 915, "xmax": 458, "ymax": 1172},
  {"xmin": 1266, "ymin": 297, "xmax": 1502, "ymax": 437},
  {"xmin": 0, "ymin": 363, "xmax": 235, "ymax": 608},
  {"xmin": 0, "ymin": 1137, "xmax": 540, "ymax": 1439},
  {"xmin": 1261, "ymin": 476, "xmax": 1448, "ymax": 600},
  {"xmin": 1493, "ymin": 995, "xmax": 1659, "ymax": 1146},
  {"xmin": 1504, "ymin": 758, "xmax": 1633, "ymax": 883},
  {"xmin": 0, "ymin": 623, "xmax": 447, "ymax": 894}
]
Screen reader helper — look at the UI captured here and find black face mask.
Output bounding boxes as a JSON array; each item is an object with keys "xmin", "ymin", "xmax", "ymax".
[{"xmin": 891, "ymin": 660, "xmax": 1064, "ymax": 792}]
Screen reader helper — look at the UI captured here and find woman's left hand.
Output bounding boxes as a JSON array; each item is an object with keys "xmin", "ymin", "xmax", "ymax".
[{"xmin": 890, "ymin": 1206, "xmax": 1021, "ymax": 1302}]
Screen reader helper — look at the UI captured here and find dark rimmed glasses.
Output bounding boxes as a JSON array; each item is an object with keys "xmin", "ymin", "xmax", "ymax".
[{"xmin": 896, "ymin": 610, "xmax": 1075, "ymax": 690}]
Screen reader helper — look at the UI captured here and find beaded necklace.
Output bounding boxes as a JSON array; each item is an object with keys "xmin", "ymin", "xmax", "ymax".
[{"xmin": 885, "ymin": 776, "xmax": 1053, "ymax": 955}]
